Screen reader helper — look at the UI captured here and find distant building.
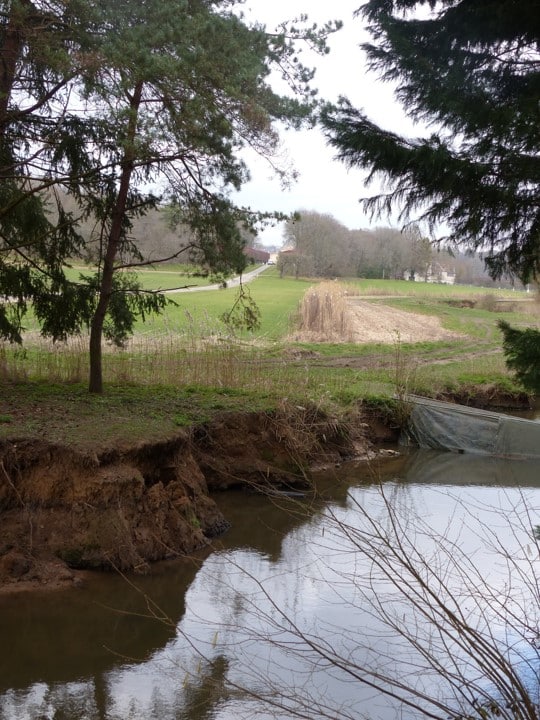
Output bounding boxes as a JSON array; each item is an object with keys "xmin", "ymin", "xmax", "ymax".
[
  {"xmin": 404, "ymin": 262, "xmax": 456, "ymax": 285},
  {"xmin": 244, "ymin": 247, "xmax": 270, "ymax": 264}
]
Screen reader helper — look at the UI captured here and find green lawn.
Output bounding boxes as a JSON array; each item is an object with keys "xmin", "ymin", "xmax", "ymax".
[
  {"xmin": 139, "ymin": 270, "xmax": 314, "ymax": 340},
  {"xmin": 346, "ymin": 277, "xmax": 526, "ymax": 299},
  {"xmin": 63, "ymin": 263, "xmax": 224, "ymax": 291},
  {"xmin": 61, "ymin": 265, "xmax": 532, "ymax": 341},
  {"xmin": 2, "ymin": 269, "xmax": 537, "ymax": 436}
]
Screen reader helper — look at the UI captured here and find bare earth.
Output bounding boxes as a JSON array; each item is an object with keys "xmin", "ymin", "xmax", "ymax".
[
  {"xmin": 289, "ymin": 297, "xmax": 464, "ymax": 345},
  {"xmin": 0, "ymin": 407, "xmax": 379, "ymax": 594},
  {"xmin": 346, "ymin": 299, "xmax": 463, "ymax": 344}
]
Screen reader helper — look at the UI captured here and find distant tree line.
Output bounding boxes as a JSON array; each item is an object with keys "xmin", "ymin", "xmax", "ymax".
[
  {"xmin": 59, "ymin": 193, "xmax": 261, "ymax": 269},
  {"xmin": 73, "ymin": 201, "xmax": 524, "ymax": 290},
  {"xmin": 277, "ymin": 211, "xmax": 522, "ymax": 288}
]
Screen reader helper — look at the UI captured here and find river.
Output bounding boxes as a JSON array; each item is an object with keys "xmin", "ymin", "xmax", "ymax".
[{"xmin": 1, "ymin": 449, "xmax": 539, "ymax": 720}]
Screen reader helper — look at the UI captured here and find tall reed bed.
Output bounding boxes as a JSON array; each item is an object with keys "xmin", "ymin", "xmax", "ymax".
[
  {"xmin": 0, "ymin": 332, "xmax": 389, "ymax": 408},
  {"xmin": 0, "ymin": 325, "xmax": 321, "ymax": 399},
  {"xmin": 0, "ymin": 334, "xmax": 270, "ymax": 389},
  {"xmin": 289, "ymin": 281, "xmax": 360, "ymax": 342}
]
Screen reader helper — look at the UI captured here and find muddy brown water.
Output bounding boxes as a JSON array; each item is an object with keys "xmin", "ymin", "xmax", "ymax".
[{"xmin": 1, "ymin": 449, "xmax": 539, "ymax": 720}]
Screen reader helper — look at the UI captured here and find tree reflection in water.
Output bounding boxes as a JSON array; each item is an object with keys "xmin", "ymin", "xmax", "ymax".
[{"xmin": 1, "ymin": 451, "xmax": 540, "ymax": 720}]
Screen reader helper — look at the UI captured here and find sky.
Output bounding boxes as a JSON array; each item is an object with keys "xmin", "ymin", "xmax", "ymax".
[{"xmin": 235, "ymin": 0, "xmax": 417, "ymax": 247}]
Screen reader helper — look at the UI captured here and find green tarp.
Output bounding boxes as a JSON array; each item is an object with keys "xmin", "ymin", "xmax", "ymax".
[{"xmin": 403, "ymin": 396, "xmax": 540, "ymax": 460}]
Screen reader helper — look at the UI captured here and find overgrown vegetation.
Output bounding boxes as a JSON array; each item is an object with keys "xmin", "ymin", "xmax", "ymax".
[
  {"xmin": 0, "ymin": 0, "xmax": 340, "ymax": 393},
  {"xmin": 0, "ymin": 272, "xmax": 536, "ymax": 447}
]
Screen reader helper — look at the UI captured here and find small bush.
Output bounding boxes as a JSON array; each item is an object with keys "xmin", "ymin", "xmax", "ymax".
[
  {"xmin": 476, "ymin": 294, "xmax": 500, "ymax": 312},
  {"xmin": 498, "ymin": 319, "xmax": 540, "ymax": 393}
]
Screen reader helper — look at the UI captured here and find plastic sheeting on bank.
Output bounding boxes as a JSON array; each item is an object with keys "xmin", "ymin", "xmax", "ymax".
[{"xmin": 402, "ymin": 395, "xmax": 540, "ymax": 460}]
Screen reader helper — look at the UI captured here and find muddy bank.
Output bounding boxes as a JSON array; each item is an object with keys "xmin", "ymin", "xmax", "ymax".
[
  {"xmin": 437, "ymin": 386, "xmax": 533, "ymax": 409},
  {"xmin": 0, "ymin": 404, "xmax": 389, "ymax": 593}
]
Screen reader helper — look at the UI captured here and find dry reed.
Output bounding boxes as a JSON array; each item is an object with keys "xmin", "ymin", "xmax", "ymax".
[
  {"xmin": 0, "ymin": 325, "xmax": 297, "ymax": 395},
  {"xmin": 289, "ymin": 281, "xmax": 359, "ymax": 342}
]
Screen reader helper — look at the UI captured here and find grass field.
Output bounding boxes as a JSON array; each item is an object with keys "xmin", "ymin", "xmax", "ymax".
[
  {"xmin": 63, "ymin": 263, "xmax": 228, "ymax": 291},
  {"xmin": 138, "ymin": 270, "xmax": 312, "ymax": 339},
  {"xmin": 0, "ymin": 267, "xmax": 537, "ymax": 446}
]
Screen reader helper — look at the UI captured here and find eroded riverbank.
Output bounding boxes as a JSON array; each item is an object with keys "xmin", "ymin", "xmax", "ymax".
[
  {"xmin": 2, "ymin": 385, "xmax": 534, "ymax": 595},
  {"xmin": 0, "ymin": 403, "xmax": 398, "ymax": 593}
]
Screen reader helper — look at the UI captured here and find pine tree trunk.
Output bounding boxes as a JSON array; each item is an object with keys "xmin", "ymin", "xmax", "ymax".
[
  {"xmin": 0, "ymin": 2, "xmax": 26, "ymax": 134},
  {"xmin": 88, "ymin": 81, "xmax": 143, "ymax": 393}
]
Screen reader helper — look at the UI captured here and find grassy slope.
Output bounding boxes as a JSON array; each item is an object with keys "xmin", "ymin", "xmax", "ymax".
[
  {"xmin": 0, "ymin": 269, "xmax": 537, "ymax": 448},
  {"xmin": 63, "ymin": 263, "xmax": 235, "ymax": 292},
  {"xmin": 137, "ymin": 270, "xmax": 312, "ymax": 339}
]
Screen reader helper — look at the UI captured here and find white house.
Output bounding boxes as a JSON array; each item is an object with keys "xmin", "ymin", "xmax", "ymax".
[{"xmin": 403, "ymin": 262, "xmax": 456, "ymax": 285}]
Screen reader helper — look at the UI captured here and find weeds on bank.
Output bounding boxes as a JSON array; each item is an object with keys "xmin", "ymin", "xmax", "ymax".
[{"xmin": 409, "ymin": 355, "xmax": 515, "ymax": 398}]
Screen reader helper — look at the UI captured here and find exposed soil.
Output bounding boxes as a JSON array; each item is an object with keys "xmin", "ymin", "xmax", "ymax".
[
  {"xmin": 346, "ymin": 299, "xmax": 464, "ymax": 344},
  {"xmin": 289, "ymin": 297, "xmax": 465, "ymax": 345},
  {"xmin": 0, "ymin": 404, "xmax": 387, "ymax": 594}
]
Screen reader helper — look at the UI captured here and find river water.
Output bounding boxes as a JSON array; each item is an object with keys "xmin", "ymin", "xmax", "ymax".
[{"xmin": 1, "ymin": 449, "xmax": 540, "ymax": 720}]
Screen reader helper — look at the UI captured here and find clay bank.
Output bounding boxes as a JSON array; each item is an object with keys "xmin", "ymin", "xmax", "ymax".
[{"xmin": 0, "ymin": 403, "xmax": 397, "ymax": 593}]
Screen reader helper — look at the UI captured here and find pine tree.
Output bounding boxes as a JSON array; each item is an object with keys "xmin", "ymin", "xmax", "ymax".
[
  {"xmin": 498, "ymin": 320, "xmax": 540, "ymax": 394},
  {"xmin": 321, "ymin": 0, "xmax": 540, "ymax": 283},
  {"xmin": 1, "ymin": 0, "xmax": 340, "ymax": 392},
  {"xmin": 79, "ymin": 0, "xmax": 338, "ymax": 392}
]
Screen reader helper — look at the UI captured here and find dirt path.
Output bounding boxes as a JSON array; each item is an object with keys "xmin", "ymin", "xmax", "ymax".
[
  {"xmin": 346, "ymin": 298, "xmax": 464, "ymax": 344},
  {"xmin": 165, "ymin": 264, "xmax": 268, "ymax": 293}
]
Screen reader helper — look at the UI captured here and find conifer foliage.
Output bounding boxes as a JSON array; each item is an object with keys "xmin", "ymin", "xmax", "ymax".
[
  {"xmin": 322, "ymin": 0, "xmax": 540, "ymax": 283},
  {"xmin": 498, "ymin": 320, "xmax": 540, "ymax": 394},
  {"xmin": 0, "ymin": 0, "xmax": 339, "ymax": 391}
]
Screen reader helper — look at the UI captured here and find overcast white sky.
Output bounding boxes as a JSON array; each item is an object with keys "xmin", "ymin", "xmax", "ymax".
[{"xmin": 235, "ymin": 0, "xmax": 417, "ymax": 246}]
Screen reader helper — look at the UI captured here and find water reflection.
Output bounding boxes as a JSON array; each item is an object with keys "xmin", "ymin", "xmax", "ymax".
[
  {"xmin": 403, "ymin": 448, "xmax": 540, "ymax": 486},
  {"xmin": 1, "ymin": 450, "xmax": 540, "ymax": 719},
  {"xmin": 0, "ymin": 557, "xmax": 203, "ymax": 692}
]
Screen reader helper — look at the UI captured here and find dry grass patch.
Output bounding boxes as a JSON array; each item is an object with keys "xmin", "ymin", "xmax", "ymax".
[
  {"xmin": 289, "ymin": 281, "xmax": 464, "ymax": 344},
  {"xmin": 289, "ymin": 282, "xmax": 359, "ymax": 343}
]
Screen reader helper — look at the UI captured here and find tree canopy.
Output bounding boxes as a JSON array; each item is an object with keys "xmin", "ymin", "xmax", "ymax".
[
  {"xmin": 321, "ymin": 0, "xmax": 540, "ymax": 284},
  {"xmin": 0, "ymin": 0, "xmax": 340, "ymax": 391},
  {"xmin": 278, "ymin": 210, "xmax": 460, "ymax": 282},
  {"xmin": 498, "ymin": 320, "xmax": 540, "ymax": 394}
]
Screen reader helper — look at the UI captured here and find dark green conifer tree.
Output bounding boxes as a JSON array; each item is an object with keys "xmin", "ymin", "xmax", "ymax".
[
  {"xmin": 0, "ymin": 0, "xmax": 98, "ymax": 341},
  {"xmin": 321, "ymin": 0, "xmax": 540, "ymax": 391},
  {"xmin": 321, "ymin": 0, "xmax": 540, "ymax": 282}
]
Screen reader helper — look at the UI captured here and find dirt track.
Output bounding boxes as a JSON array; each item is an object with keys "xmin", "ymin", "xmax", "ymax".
[{"xmin": 346, "ymin": 299, "xmax": 463, "ymax": 344}]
